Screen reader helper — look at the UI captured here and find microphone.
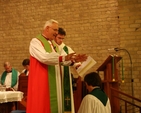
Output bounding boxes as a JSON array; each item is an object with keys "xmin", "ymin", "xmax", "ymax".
[{"xmin": 108, "ymin": 48, "xmax": 119, "ymax": 51}]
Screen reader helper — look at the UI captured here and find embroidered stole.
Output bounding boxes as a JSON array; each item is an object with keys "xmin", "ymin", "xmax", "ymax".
[
  {"xmin": 37, "ymin": 34, "xmax": 59, "ymax": 113},
  {"xmin": 63, "ymin": 46, "xmax": 72, "ymax": 111},
  {"xmin": 1, "ymin": 68, "xmax": 18, "ymax": 87}
]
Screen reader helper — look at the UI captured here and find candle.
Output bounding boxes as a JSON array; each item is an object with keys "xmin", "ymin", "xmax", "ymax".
[
  {"xmin": 112, "ymin": 56, "xmax": 115, "ymax": 81},
  {"xmin": 122, "ymin": 57, "xmax": 124, "ymax": 83}
]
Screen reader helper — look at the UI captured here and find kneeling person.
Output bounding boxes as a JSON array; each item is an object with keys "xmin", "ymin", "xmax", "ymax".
[{"xmin": 78, "ymin": 72, "xmax": 111, "ymax": 113}]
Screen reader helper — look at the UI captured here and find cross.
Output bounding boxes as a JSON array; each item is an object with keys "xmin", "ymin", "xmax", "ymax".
[{"xmin": 65, "ymin": 96, "xmax": 70, "ymax": 106}]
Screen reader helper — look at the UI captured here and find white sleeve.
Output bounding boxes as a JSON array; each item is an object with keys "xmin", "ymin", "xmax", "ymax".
[
  {"xmin": 58, "ymin": 44, "xmax": 73, "ymax": 66},
  {"xmin": 13, "ymin": 71, "xmax": 20, "ymax": 91},
  {"xmin": 29, "ymin": 38, "xmax": 60, "ymax": 65}
]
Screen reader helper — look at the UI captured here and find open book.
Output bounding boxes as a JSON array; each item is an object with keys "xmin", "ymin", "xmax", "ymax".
[{"xmin": 76, "ymin": 56, "xmax": 97, "ymax": 78}]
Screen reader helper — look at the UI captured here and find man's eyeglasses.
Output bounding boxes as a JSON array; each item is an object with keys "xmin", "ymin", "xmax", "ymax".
[{"xmin": 49, "ymin": 27, "xmax": 58, "ymax": 32}]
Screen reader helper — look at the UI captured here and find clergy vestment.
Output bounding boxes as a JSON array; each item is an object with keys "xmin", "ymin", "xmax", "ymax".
[
  {"xmin": 0, "ymin": 68, "xmax": 20, "ymax": 90},
  {"xmin": 21, "ymin": 69, "xmax": 29, "ymax": 76},
  {"xmin": 54, "ymin": 42, "xmax": 75, "ymax": 113},
  {"xmin": 27, "ymin": 34, "xmax": 72, "ymax": 113},
  {"xmin": 77, "ymin": 88, "xmax": 111, "ymax": 113}
]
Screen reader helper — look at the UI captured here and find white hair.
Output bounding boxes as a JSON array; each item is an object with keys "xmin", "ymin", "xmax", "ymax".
[{"xmin": 43, "ymin": 19, "xmax": 58, "ymax": 29}]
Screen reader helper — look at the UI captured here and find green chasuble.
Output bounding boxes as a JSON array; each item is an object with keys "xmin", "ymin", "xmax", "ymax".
[
  {"xmin": 63, "ymin": 46, "xmax": 72, "ymax": 111},
  {"xmin": 1, "ymin": 68, "xmax": 18, "ymax": 87}
]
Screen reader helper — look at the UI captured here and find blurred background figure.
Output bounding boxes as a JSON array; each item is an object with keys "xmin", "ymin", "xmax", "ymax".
[
  {"xmin": 0, "ymin": 61, "xmax": 20, "ymax": 91},
  {"xmin": 21, "ymin": 59, "xmax": 30, "ymax": 76},
  {"xmin": 77, "ymin": 72, "xmax": 111, "ymax": 113}
]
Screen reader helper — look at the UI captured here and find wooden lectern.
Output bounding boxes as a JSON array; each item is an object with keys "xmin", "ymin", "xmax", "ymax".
[
  {"xmin": 17, "ymin": 76, "xmax": 28, "ymax": 110},
  {"xmin": 96, "ymin": 55, "xmax": 121, "ymax": 113},
  {"xmin": 73, "ymin": 77, "xmax": 88, "ymax": 113}
]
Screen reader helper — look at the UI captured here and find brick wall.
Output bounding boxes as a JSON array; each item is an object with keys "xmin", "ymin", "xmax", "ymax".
[
  {"xmin": 118, "ymin": 0, "xmax": 141, "ymax": 99},
  {"xmin": 0, "ymin": 0, "xmax": 141, "ymax": 107},
  {"xmin": 0, "ymin": 0, "xmax": 119, "ymax": 72},
  {"xmin": 118, "ymin": 0, "xmax": 141, "ymax": 111}
]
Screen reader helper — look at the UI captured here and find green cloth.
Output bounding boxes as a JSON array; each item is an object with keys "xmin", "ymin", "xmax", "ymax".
[
  {"xmin": 1, "ymin": 68, "xmax": 18, "ymax": 87},
  {"xmin": 90, "ymin": 88, "xmax": 108, "ymax": 106},
  {"xmin": 36, "ymin": 34, "xmax": 58, "ymax": 113},
  {"xmin": 63, "ymin": 46, "xmax": 71, "ymax": 111}
]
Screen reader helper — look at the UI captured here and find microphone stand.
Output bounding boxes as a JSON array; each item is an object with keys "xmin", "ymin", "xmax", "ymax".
[{"xmin": 115, "ymin": 48, "xmax": 134, "ymax": 111}]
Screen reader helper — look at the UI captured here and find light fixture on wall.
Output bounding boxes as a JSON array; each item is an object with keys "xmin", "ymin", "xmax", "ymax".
[
  {"xmin": 108, "ymin": 47, "xmax": 133, "ymax": 96},
  {"xmin": 112, "ymin": 48, "xmax": 134, "ymax": 96}
]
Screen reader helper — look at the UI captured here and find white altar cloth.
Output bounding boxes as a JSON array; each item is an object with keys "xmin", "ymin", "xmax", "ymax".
[{"xmin": 0, "ymin": 91, "xmax": 23, "ymax": 103}]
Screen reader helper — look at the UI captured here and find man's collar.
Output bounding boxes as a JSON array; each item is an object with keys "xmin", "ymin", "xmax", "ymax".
[
  {"xmin": 41, "ymin": 34, "xmax": 49, "ymax": 40},
  {"xmin": 7, "ymin": 71, "xmax": 12, "ymax": 73}
]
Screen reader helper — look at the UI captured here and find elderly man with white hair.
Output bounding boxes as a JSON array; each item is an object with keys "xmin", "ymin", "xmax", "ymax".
[{"xmin": 26, "ymin": 19, "xmax": 87, "ymax": 113}]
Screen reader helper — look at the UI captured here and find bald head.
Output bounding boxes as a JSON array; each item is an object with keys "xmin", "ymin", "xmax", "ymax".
[
  {"xmin": 4, "ymin": 61, "xmax": 10, "ymax": 67},
  {"xmin": 3, "ymin": 61, "xmax": 12, "ymax": 72}
]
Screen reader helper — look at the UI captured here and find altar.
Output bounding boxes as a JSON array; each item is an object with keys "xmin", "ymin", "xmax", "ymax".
[{"xmin": 0, "ymin": 91, "xmax": 23, "ymax": 113}]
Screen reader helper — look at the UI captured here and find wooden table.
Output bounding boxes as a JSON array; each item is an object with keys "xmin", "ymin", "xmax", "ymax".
[{"xmin": 0, "ymin": 91, "xmax": 23, "ymax": 113}]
